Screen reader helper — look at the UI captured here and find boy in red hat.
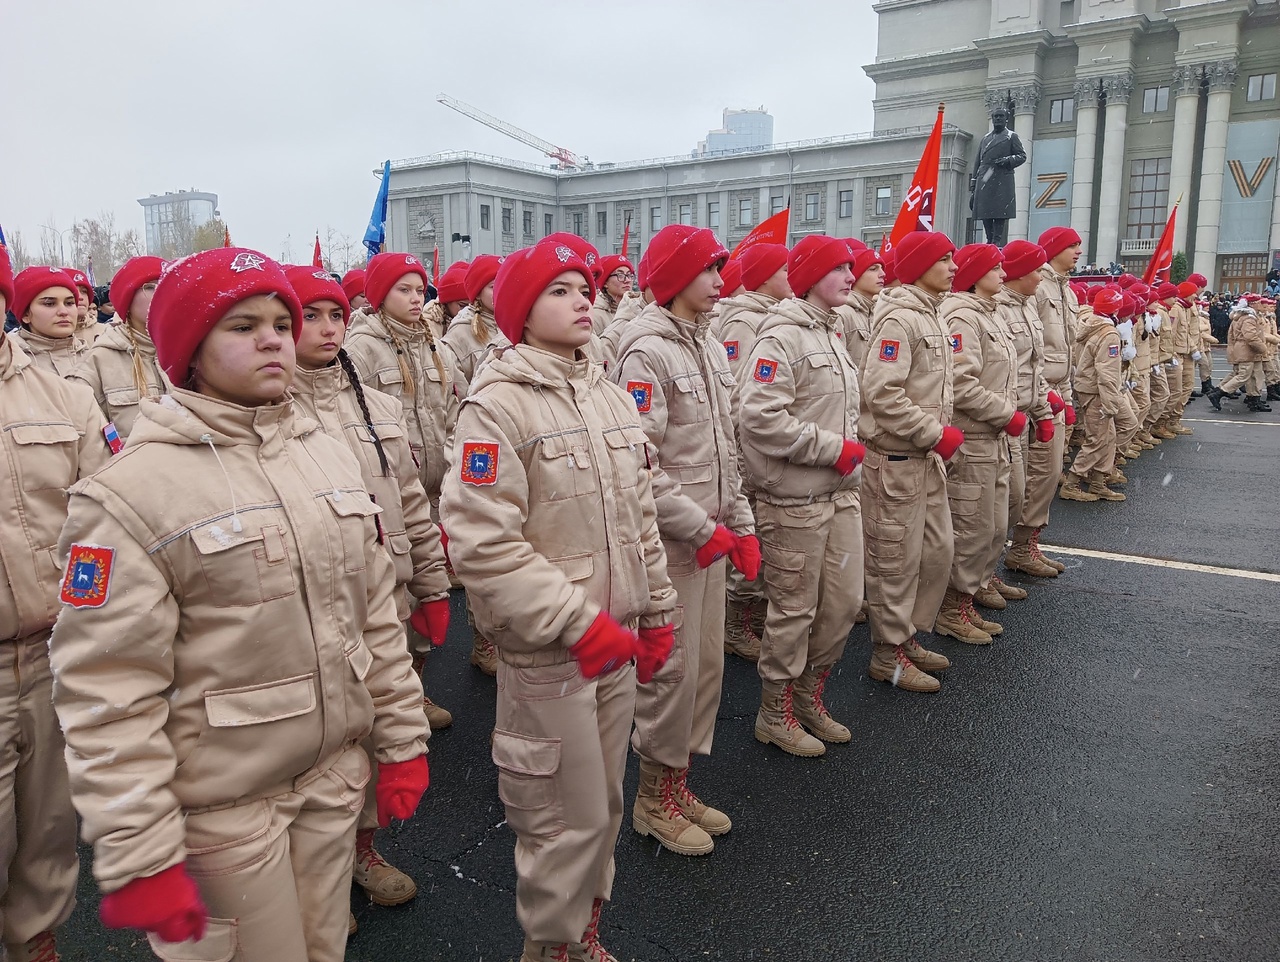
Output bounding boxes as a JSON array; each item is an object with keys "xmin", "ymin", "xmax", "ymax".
[
  {"xmin": 428, "ymin": 260, "xmax": 470, "ymax": 336},
  {"xmin": 835, "ymin": 248, "xmax": 886, "ymax": 371},
  {"xmin": 1147, "ymin": 282, "xmax": 1181, "ymax": 440},
  {"xmin": 1060, "ymin": 287, "xmax": 1125, "ymax": 502},
  {"xmin": 611, "ymin": 224, "xmax": 755, "ymax": 851}
]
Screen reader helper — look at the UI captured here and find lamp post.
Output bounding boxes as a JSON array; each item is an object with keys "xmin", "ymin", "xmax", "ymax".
[{"xmin": 39, "ymin": 224, "xmax": 75, "ymax": 267}]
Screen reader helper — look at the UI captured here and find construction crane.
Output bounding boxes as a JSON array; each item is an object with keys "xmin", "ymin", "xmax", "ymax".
[{"xmin": 436, "ymin": 93, "xmax": 584, "ymax": 170}]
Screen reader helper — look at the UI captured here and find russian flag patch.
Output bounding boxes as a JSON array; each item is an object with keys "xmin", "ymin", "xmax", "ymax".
[
  {"xmin": 103, "ymin": 422, "xmax": 123, "ymax": 455},
  {"xmin": 1108, "ymin": 344, "xmax": 1120, "ymax": 357},
  {"xmin": 879, "ymin": 340, "xmax": 900, "ymax": 362},
  {"xmin": 724, "ymin": 340, "xmax": 739, "ymax": 361},
  {"xmin": 949, "ymin": 333, "xmax": 962, "ymax": 353},
  {"xmin": 460, "ymin": 441, "xmax": 499, "ymax": 485},
  {"xmin": 753, "ymin": 358, "xmax": 779, "ymax": 383},
  {"xmin": 59, "ymin": 544, "xmax": 115, "ymax": 609},
  {"xmin": 626, "ymin": 381, "xmax": 653, "ymax": 413}
]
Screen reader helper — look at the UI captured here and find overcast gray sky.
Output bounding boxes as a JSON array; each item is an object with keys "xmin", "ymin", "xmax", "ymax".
[{"xmin": 3, "ymin": 0, "xmax": 879, "ymax": 267}]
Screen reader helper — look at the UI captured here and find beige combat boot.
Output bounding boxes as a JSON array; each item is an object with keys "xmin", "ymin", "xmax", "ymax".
[
  {"xmin": 410, "ymin": 653, "xmax": 453, "ymax": 729},
  {"xmin": 4, "ymin": 932, "xmax": 58, "ymax": 962},
  {"xmin": 754, "ymin": 681, "xmax": 826, "ymax": 757},
  {"xmin": 904, "ymin": 636, "xmax": 951, "ymax": 672},
  {"xmin": 569, "ymin": 898, "xmax": 619, "ymax": 962},
  {"xmin": 632, "ymin": 760, "xmax": 714, "ymax": 855},
  {"xmin": 1174, "ymin": 419, "xmax": 1194, "ymax": 436},
  {"xmin": 1005, "ymin": 525, "xmax": 1058, "ymax": 578},
  {"xmin": 1137, "ymin": 431, "xmax": 1158, "ymax": 448},
  {"xmin": 1058, "ymin": 472, "xmax": 1099, "ymax": 502},
  {"xmin": 522, "ymin": 941, "xmax": 570, "ymax": 962},
  {"xmin": 1105, "ymin": 467, "xmax": 1128, "ymax": 485},
  {"xmin": 868, "ymin": 642, "xmax": 941, "ymax": 692},
  {"xmin": 672, "ymin": 760, "xmax": 732, "ymax": 835},
  {"xmin": 973, "ymin": 582, "xmax": 1007, "ymax": 610},
  {"xmin": 723, "ymin": 598, "xmax": 761, "ymax": 662},
  {"xmin": 988, "ymin": 575, "xmax": 1027, "ymax": 601},
  {"xmin": 791, "ymin": 665, "xmax": 851, "ymax": 743},
  {"xmin": 1153, "ymin": 419, "xmax": 1177, "ymax": 440},
  {"xmin": 966, "ymin": 596, "xmax": 1003, "ymax": 636},
  {"xmin": 469, "ymin": 634, "xmax": 498, "ymax": 676},
  {"xmin": 352, "ymin": 828, "xmax": 417, "ymax": 906},
  {"xmin": 934, "ymin": 587, "xmax": 993, "ymax": 645},
  {"xmin": 1089, "ymin": 471, "xmax": 1127, "ymax": 502},
  {"xmin": 1030, "ymin": 526, "xmax": 1066, "ymax": 573}
]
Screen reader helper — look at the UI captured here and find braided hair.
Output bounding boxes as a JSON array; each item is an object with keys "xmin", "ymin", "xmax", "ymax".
[{"xmin": 337, "ymin": 348, "xmax": 390, "ymax": 478}]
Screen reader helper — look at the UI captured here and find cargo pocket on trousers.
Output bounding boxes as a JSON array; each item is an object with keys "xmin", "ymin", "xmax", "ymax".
[
  {"xmin": 863, "ymin": 518, "xmax": 907, "ymax": 576},
  {"xmin": 947, "ymin": 481, "xmax": 983, "ymax": 535},
  {"xmin": 761, "ymin": 542, "xmax": 806, "ymax": 612},
  {"xmin": 148, "ymin": 918, "xmax": 238, "ymax": 961},
  {"xmin": 492, "ymin": 730, "xmax": 564, "ymax": 840}
]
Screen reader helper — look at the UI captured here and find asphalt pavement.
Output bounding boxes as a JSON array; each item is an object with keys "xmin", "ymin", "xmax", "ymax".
[{"xmin": 58, "ymin": 360, "xmax": 1280, "ymax": 962}]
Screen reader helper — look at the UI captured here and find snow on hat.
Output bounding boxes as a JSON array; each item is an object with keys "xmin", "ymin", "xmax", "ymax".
[
  {"xmin": 365, "ymin": 252, "xmax": 430, "ymax": 313},
  {"xmin": 109, "ymin": 255, "xmax": 165, "ymax": 322},
  {"xmin": 852, "ymin": 248, "xmax": 885, "ymax": 282},
  {"xmin": 1094, "ymin": 285, "xmax": 1124, "ymax": 316},
  {"xmin": 1117, "ymin": 273, "xmax": 1140, "ymax": 289},
  {"xmin": 464, "ymin": 255, "xmax": 502, "ymax": 303},
  {"xmin": 787, "ymin": 235, "xmax": 856, "ymax": 298},
  {"xmin": 892, "ymin": 231, "xmax": 956, "ymax": 287},
  {"xmin": 13, "ymin": 266, "xmax": 78, "ymax": 322},
  {"xmin": 645, "ymin": 225, "xmax": 729, "ymax": 306},
  {"xmin": 340, "ymin": 268, "xmax": 365, "ymax": 303},
  {"xmin": 738, "ymin": 244, "xmax": 789, "ymax": 292},
  {"xmin": 65, "ymin": 268, "xmax": 93, "ymax": 300},
  {"xmin": 148, "ymin": 248, "xmax": 303, "ymax": 384},
  {"xmin": 1187, "ymin": 272, "xmax": 1208, "ymax": 289},
  {"xmin": 1000, "ymin": 241, "xmax": 1047, "ymax": 281},
  {"xmin": 436, "ymin": 261, "xmax": 470, "ymax": 303},
  {"xmin": 493, "ymin": 240, "xmax": 596, "ymax": 345},
  {"xmin": 596, "ymin": 255, "xmax": 635, "ymax": 285},
  {"xmin": 286, "ymin": 265, "xmax": 351, "ymax": 324},
  {"xmin": 1036, "ymin": 226, "xmax": 1082, "ymax": 261},
  {"xmin": 881, "ymin": 248, "xmax": 898, "ymax": 285},
  {"xmin": 952, "ymin": 243, "xmax": 1003, "ymax": 293},
  {"xmin": 0, "ymin": 245, "xmax": 13, "ymax": 312},
  {"xmin": 718, "ymin": 257, "xmax": 744, "ymax": 295}
]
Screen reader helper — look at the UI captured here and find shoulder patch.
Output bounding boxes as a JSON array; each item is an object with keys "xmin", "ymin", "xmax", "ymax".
[
  {"xmin": 753, "ymin": 358, "xmax": 779, "ymax": 383},
  {"xmin": 460, "ymin": 441, "xmax": 499, "ymax": 485},
  {"xmin": 102, "ymin": 422, "xmax": 123, "ymax": 455},
  {"xmin": 60, "ymin": 545, "xmax": 115, "ymax": 609},
  {"xmin": 724, "ymin": 340, "xmax": 739, "ymax": 361},
  {"xmin": 878, "ymin": 339, "xmax": 900, "ymax": 362},
  {"xmin": 949, "ymin": 333, "xmax": 963, "ymax": 353},
  {"xmin": 1108, "ymin": 343, "xmax": 1120, "ymax": 357},
  {"xmin": 626, "ymin": 381, "xmax": 653, "ymax": 413}
]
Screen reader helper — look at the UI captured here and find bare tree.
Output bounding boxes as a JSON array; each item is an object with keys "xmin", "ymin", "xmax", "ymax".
[
  {"xmin": 71, "ymin": 210, "xmax": 125, "ymax": 278},
  {"xmin": 114, "ymin": 230, "xmax": 144, "ymax": 265},
  {"xmin": 38, "ymin": 220, "xmax": 65, "ymax": 266},
  {"xmin": 7, "ymin": 230, "xmax": 34, "ymax": 271},
  {"xmin": 323, "ymin": 227, "xmax": 361, "ymax": 274}
]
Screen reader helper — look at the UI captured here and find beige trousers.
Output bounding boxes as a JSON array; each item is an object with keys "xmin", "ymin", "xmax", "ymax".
[
  {"xmin": 1176, "ymin": 354, "xmax": 1196, "ymax": 407},
  {"xmin": 1263, "ymin": 356, "xmax": 1280, "ymax": 386},
  {"xmin": 1008, "ymin": 423, "xmax": 1027, "ymax": 535},
  {"xmin": 146, "ymin": 744, "xmax": 369, "ymax": 962},
  {"xmin": 1130, "ymin": 371, "xmax": 1152, "ymax": 430},
  {"xmin": 1196, "ymin": 350, "xmax": 1214, "ymax": 383},
  {"xmin": 862, "ymin": 450, "xmax": 953, "ymax": 648},
  {"xmin": 632, "ymin": 561, "xmax": 726, "ymax": 767},
  {"xmin": 1115, "ymin": 390, "xmax": 1141, "ymax": 452},
  {"xmin": 945, "ymin": 436, "xmax": 1010, "ymax": 595},
  {"xmin": 0, "ymin": 631, "xmax": 78, "ymax": 948},
  {"xmin": 1221, "ymin": 362, "xmax": 1266, "ymax": 395},
  {"xmin": 1071, "ymin": 393, "xmax": 1117, "ymax": 478},
  {"xmin": 1019, "ymin": 389, "xmax": 1067, "ymax": 529},
  {"xmin": 1146, "ymin": 365, "xmax": 1170, "ymax": 428},
  {"xmin": 493, "ymin": 659, "xmax": 635, "ymax": 945}
]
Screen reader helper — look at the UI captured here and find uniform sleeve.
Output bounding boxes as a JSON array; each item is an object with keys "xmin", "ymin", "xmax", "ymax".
[
  {"xmin": 859, "ymin": 318, "xmax": 945, "ymax": 450},
  {"xmin": 69, "ymin": 381, "xmax": 113, "ymax": 476},
  {"xmin": 633, "ymin": 449, "xmax": 678, "ymax": 629},
  {"xmin": 67, "ymin": 354, "xmax": 108, "ymax": 419},
  {"xmin": 613, "ymin": 347, "xmax": 717, "ymax": 547},
  {"xmin": 717, "ymin": 314, "xmax": 756, "ymax": 383},
  {"xmin": 441, "ymin": 327, "xmax": 476, "ymax": 398},
  {"xmin": 441, "ymin": 400, "xmax": 599, "ymax": 650},
  {"xmin": 738, "ymin": 335, "xmax": 846, "ymax": 468},
  {"xmin": 49, "ymin": 488, "xmax": 187, "ymax": 893},
  {"xmin": 394, "ymin": 433, "xmax": 450, "ymax": 604},
  {"xmin": 949, "ymin": 312, "xmax": 1016, "ymax": 429},
  {"xmin": 1096, "ymin": 332, "xmax": 1123, "ymax": 415}
]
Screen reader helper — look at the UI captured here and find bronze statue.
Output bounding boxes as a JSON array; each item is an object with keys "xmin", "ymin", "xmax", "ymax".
[{"xmin": 970, "ymin": 108, "xmax": 1026, "ymax": 246}]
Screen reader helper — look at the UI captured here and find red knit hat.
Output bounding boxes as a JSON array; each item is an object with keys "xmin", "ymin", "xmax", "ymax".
[
  {"xmin": 719, "ymin": 257, "xmax": 744, "ymax": 295},
  {"xmin": 109, "ymin": 255, "xmax": 166, "ymax": 322},
  {"xmin": 1187, "ymin": 272, "xmax": 1208, "ymax": 288},
  {"xmin": 286, "ymin": 265, "xmax": 351, "ymax": 324},
  {"xmin": 12, "ymin": 266, "xmax": 78, "ymax": 322},
  {"xmin": 0, "ymin": 245, "xmax": 13, "ymax": 313},
  {"xmin": 1037, "ymin": 226, "xmax": 1082, "ymax": 261},
  {"xmin": 365, "ymin": 252, "xmax": 430, "ymax": 313},
  {"xmin": 1156, "ymin": 282, "xmax": 1179, "ymax": 302},
  {"xmin": 435, "ymin": 261, "xmax": 470, "ymax": 303},
  {"xmin": 645, "ymin": 225, "xmax": 729, "ymax": 305},
  {"xmin": 881, "ymin": 248, "xmax": 898, "ymax": 285},
  {"xmin": 597, "ymin": 255, "xmax": 635, "ymax": 285},
  {"xmin": 1094, "ymin": 286, "xmax": 1124, "ymax": 316},
  {"xmin": 65, "ymin": 268, "xmax": 93, "ymax": 301},
  {"xmin": 892, "ymin": 231, "xmax": 956, "ymax": 286},
  {"xmin": 952, "ymin": 243, "xmax": 1003, "ymax": 293},
  {"xmin": 1176, "ymin": 280, "xmax": 1198, "ymax": 299},
  {"xmin": 738, "ymin": 244, "xmax": 789, "ymax": 292},
  {"xmin": 545, "ymin": 234, "xmax": 600, "ymax": 277},
  {"xmin": 1000, "ymin": 240, "xmax": 1047, "ymax": 281},
  {"xmin": 843, "ymin": 238, "xmax": 869, "ymax": 253},
  {"xmin": 1069, "ymin": 282, "xmax": 1088, "ymax": 303},
  {"xmin": 787, "ymin": 235, "xmax": 857, "ymax": 298},
  {"xmin": 148, "ymin": 249, "xmax": 303, "ymax": 384},
  {"xmin": 851, "ymin": 248, "xmax": 885, "ymax": 282},
  {"xmin": 340, "ymin": 268, "xmax": 365, "ymax": 303},
  {"xmin": 493, "ymin": 240, "xmax": 597, "ymax": 345},
  {"xmin": 637, "ymin": 248, "xmax": 651, "ymax": 291},
  {"xmin": 464, "ymin": 255, "xmax": 502, "ymax": 303},
  {"xmin": 1118, "ymin": 292, "xmax": 1138, "ymax": 319},
  {"xmin": 1117, "ymin": 273, "xmax": 1139, "ymax": 289}
]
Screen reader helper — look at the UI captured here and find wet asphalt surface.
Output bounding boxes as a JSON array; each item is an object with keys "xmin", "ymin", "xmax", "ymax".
[{"xmin": 59, "ymin": 354, "xmax": 1280, "ymax": 962}]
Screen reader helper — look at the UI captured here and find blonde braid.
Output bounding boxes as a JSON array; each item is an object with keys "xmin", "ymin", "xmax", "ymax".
[
  {"xmin": 380, "ymin": 310, "xmax": 417, "ymax": 397},
  {"xmin": 123, "ymin": 325, "xmax": 151, "ymax": 399},
  {"xmin": 420, "ymin": 319, "xmax": 451, "ymax": 386},
  {"xmin": 470, "ymin": 299, "xmax": 487, "ymax": 343}
]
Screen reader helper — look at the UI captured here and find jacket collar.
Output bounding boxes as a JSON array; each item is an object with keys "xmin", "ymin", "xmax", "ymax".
[{"xmin": 0, "ymin": 333, "xmax": 31, "ymax": 381}]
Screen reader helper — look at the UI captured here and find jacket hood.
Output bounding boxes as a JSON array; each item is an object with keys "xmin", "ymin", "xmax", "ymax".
[
  {"xmin": 93, "ymin": 322, "xmax": 155, "ymax": 354},
  {"xmin": 614, "ymin": 302, "xmax": 705, "ymax": 359},
  {"xmin": 614, "ymin": 291, "xmax": 648, "ymax": 325},
  {"xmin": 128, "ymin": 388, "xmax": 319, "ymax": 448},
  {"xmin": 872, "ymin": 283, "xmax": 943, "ymax": 321},
  {"xmin": 758, "ymin": 296, "xmax": 839, "ymax": 338},
  {"xmin": 1076, "ymin": 310, "xmax": 1116, "ymax": 342},
  {"xmin": 468, "ymin": 343, "xmax": 602, "ymax": 395},
  {"xmin": 720, "ymin": 291, "xmax": 776, "ymax": 314}
]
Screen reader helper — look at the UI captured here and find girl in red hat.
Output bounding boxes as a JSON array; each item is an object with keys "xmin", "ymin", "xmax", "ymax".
[
  {"xmin": 426, "ymin": 260, "xmax": 471, "ymax": 337},
  {"xmin": 10, "ymin": 267, "xmax": 87, "ymax": 377},
  {"xmin": 442, "ymin": 255, "xmax": 507, "ymax": 397},
  {"xmin": 49, "ymin": 248, "xmax": 430, "ymax": 962},
  {"xmin": 442, "ymin": 239, "xmax": 676, "ymax": 962},
  {"xmin": 591, "ymin": 255, "xmax": 636, "ymax": 334}
]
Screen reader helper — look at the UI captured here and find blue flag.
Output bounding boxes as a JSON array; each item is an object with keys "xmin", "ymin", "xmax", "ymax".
[
  {"xmin": 0, "ymin": 223, "xmax": 6, "ymax": 247},
  {"xmin": 363, "ymin": 160, "xmax": 391, "ymax": 260}
]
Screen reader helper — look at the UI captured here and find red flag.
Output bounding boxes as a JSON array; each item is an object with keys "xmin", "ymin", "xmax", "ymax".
[
  {"xmin": 621, "ymin": 212, "xmax": 632, "ymax": 258},
  {"xmin": 879, "ymin": 232, "xmax": 888, "ymax": 255},
  {"xmin": 730, "ymin": 207, "xmax": 790, "ymax": 260},
  {"xmin": 885, "ymin": 104, "xmax": 946, "ymax": 253},
  {"xmin": 432, "ymin": 245, "xmax": 440, "ymax": 284},
  {"xmin": 222, "ymin": 225, "xmax": 232, "ymax": 248},
  {"xmin": 312, "ymin": 233, "xmax": 324, "ymax": 269},
  {"xmin": 1142, "ymin": 197, "xmax": 1180, "ymax": 285}
]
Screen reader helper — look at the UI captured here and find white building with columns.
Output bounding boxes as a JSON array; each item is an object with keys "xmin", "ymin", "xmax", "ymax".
[{"xmin": 868, "ymin": 0, "xmax": 1280, "ymax": 290}]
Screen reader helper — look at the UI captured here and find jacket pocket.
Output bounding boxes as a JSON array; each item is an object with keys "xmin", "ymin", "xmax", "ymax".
[
  {"xmin": 549, "ymin": 552, "xmax": 594, "ymax": 584},
  {"xmin": 665, "ymin": 461, "xmax": 713, "ymax": 485},
  {"xmin": 797, "ymin": 351, "xmax": 837, "ymax": 397},
  {"xmin": 325, "ymin": 491, "xmax": 381, "ymax": 573},
  {"xmin": 492, "ymin": 730, "xmax": 564, "ymax": 840},
  {"xmin": 535, "ymin": 432, "xmax": 596, "ymax": 502},
  {"xmin": 104, "ymin": 386, "xmax": 141, "ymax": 420},
  {"xmin": 344, "ymin": 641, "xmax": 373, "ymax": 682},
  {"xmin": 148, "ymin": 919, "xmax": 238, "ymax": 961},
  {"xmin": 7, "ymin": 421, "xmax": 80, "ymax": 492},
  {"xmin": 374, "ymin": 366, "xmax": 405, "ymax": 395},
  {"xmin": 918, "ymin": 332, "xmax": 947, "ymax": 373},
  {"xmin": 205, "ymin": 673, "xmax": 317, "ymax": 728},
  {"xmin": 190, "ymin": 522, "xmax": 297, "ymax": 607},
  {"xmin": 668, "ymin": 373, "xmax": 708, "ymax": 425},
  {"xmin": 602, "ymin": 425, "xmax": 648, "ymax": 490},
  {"xmin": 386, "ymin": 532, "xmax": 413, "ymax": 585}
]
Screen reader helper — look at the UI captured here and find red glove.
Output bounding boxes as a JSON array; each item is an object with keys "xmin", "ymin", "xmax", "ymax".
[
  {"xmin": 1003, "ymin": 411, "xmax": 1028, "ymax": 437},
  {"xmin": 99, "ymin": 863, "xmax": 207, "ymax": 943},
  {"xmin": 695, "ymin": 525, "xmax": 737, "ymax": 569},
  {"xmin": 1046, "ymin": 390, "xmax": 1065, "ymax": 414},
  {"xmin": 635, "ymin": 624, "xmax": 675, "ymax": 684},
  {"xmin": 410, "ymin": 598, "xmax": 450, "ymax": 647},
  {"xmin": 375, "ymin": 755, "xmax": 429, "ymax": 827},
  {"xmin": 570, "ymin": 612, "xmax": 638, "ymax": 679},
  {"xmin": 933, "ymin": 425, "xmax": 965, "ymax": 460},
  {"xmin": 728, "ymin": 534, "xmax": 761, "ymax": 581},
  {"xmin": 1064, "ymin": 404, "xmax": 1077, "ymax": 426},
  {"xmin": 833, "ymin": 439, "xmax": 866, "ymax": 476},
  {"xmin": 438, "ymin": 528, "xmax": 450, "ymax": 563},
  {"xmin": 1034, "ymin": 419, "xmax": 1055, "ymax": 443}
]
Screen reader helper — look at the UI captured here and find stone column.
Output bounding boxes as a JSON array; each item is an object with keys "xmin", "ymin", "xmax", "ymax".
[
  {"xmin": 1009, "ymin": 84, "xmax": 1041, "ymax": 242},
  {"xmin": 1168, "ymin": 65, "xmax": 1201, "ymax": 254},
  {"xmin": 1094, "ymin": 72, "xmax": 1134, "ymax": 270},
  {"xmin": 1194, "ymin": 59, "xmax": 1238, "ymax": 284},
  {"xmin": 1070, "ymin": 78, "xmax": 1101, "ymax": 258}
]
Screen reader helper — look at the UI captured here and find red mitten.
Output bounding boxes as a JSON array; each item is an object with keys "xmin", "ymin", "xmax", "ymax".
[
  {"xmin": 438, "ymin": 528, "xmax": 450, "ymax": 563},
  {"xmin": 728, "ymin": 534, "xmax": 761, "ymax": 581},
  {"xmin": 1064, "ymin": 404, "xmax": 1077, "ymax": 426},
  {"xmin": 1046, "ymin": 390, "xmax": 1065, "ymax": 414},
  {"xmin": 933, "ymin": 425, "xmax": 965, "ymax": 460},
  {"xmin": 635, "ymin": 624, "xmax": 675, "ymax": 684},
  {"xmin": 410, "ymin": 598, "xmax": 451, "ymax": 647},
  {"xmin": 1003, "ymin": 411, "xmax": 1028, "ymax": 437},
  {"xmin": 375, "ymin": 755, "xmax": 429, "ymax": 827},
  {"xmin": 1034, "ymin": 419, "xmax": 1055, "ymax": 443},
  {"xmin": 570, "ymin": 612, "xmax": 638, "ymax": 679},
  {"xmin": 99, "ymin": 863, "xmax": 208, "ymax": 943},
  {"xmin": 833, "ymin": 438, "xmax": 866, "ymax": 476},
  {"xmin": 694, "ymin": 525, "xmax": 737, "ymax": 568}
]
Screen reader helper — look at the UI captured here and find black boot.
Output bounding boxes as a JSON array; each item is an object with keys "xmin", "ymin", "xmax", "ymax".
[
  {"xmin": 1245, "ymin": 395, "xmax": 1269, "ymax": 412},
  {"xmin": 1201, "ymin": 378, "xmax": 1213, "ymax": 394},
  {"xmin": 1268, "ymin": 384, "xmax": 1280, "ymax": 402},
  {"xmin": 1207, "ymin": 387, "xmax": 1225, "ymax": 411},
  {"xmin": 1259, "ymin": 398, "xmax": 1275, "ymax": 412}
]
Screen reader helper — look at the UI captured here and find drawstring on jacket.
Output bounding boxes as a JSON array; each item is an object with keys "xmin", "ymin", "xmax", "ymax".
[{"xmin": 201, "ymin": 434, "xmax": 243, "ymax": 532}]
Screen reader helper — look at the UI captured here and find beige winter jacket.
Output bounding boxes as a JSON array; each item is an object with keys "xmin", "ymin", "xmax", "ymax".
[
  {"xmin": 1034, "ymin": 265, "xmax": 1077, "ymax": 397},
  {"xmin": 710, "ymin": 291, "xmax": 776, "ymax": 383},
  {"xmin": 344, "ymin": 308, "xmax": 459, "ymax": 500},
  {"xmin": 12, "ymin": 327, "xmax": 87, "ymax": 378},
  {"xmin": 1226, "ymin": 311, "xmax": 1274, "ymax": 362},
  {"xmin": 591, "ymin": 291, "xmax": 619, "ymax": 336},
  {"xmin": 49, "ymin": 388, "xmax": 428, "ymax": 894},
  {"xmin": 611, "ymin": 304, "xmax": 752, "ymax": 570},
  {"xmin": 1155, "ymin": 306, "xmax": 1176, "ymax": 364},
  {"xmin": 859, "ymin": 284, "xmax": 954, "ymax": 456},
  {"xmin": 0, "ymin": 335, "xmax": 111, "ymax": 642},
  {"xmin": 599, "ymin": 291, "xmax": 648, "ymax": 365},
  {"xmin": 994, "ymin": 289, "xmax": 1051, "ymax": 420},
  {"xmin": 441, "ymin": 304, "xmax": 511, "ymax": 398},
  {"xmin": 1073, "ymin": 311, "xmax": 1123, "ymax": 415},
  {"xmin": 941, "ymin": 292, "xmax": 1018, "ymax": 438},
  {"xmin": 834, "ymin": 290, "xmax": 876, "ymax": 371},
  {"xmin": 67, "ymin": 322, "xmax": 170, "ymax": 440},
  {"xmin": 440, "ymin": 344, "xmax": 676, "ymax": 666},
  {"xmin": 737, "ymin": 297, "xmax": 862, "ymax": 506},
  {"xmin": 290, "ymin": 363, "xmax": 450, "ymax": 620},
  {"xmin": 1172, "ymin": 302, "xmax": 1195, "ymax": 354},
  {"xmin": 1134, "ymin": 311, "xmax": 1156, "ymax": 375},
  {"xmin": 1198, "ymin": 313, "xmax": 1218, "ymax": 353}
]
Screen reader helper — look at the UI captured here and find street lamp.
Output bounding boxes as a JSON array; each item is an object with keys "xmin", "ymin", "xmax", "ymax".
[{"xmin": 38, "ymin": 224, "xmax": 75, "ymax": 267}]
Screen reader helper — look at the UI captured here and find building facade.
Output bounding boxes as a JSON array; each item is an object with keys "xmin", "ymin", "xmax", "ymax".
[
  {"xmin": 868, "ymin": 0, "xmax": 1280, "ymax": 290},
  {"xmin": 696, "ymin": 108, "xmax": 775, "ymax": 157},
  {"xmin": 137, "ymin": 190, "xmax": 219, "ymax": 256}
]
